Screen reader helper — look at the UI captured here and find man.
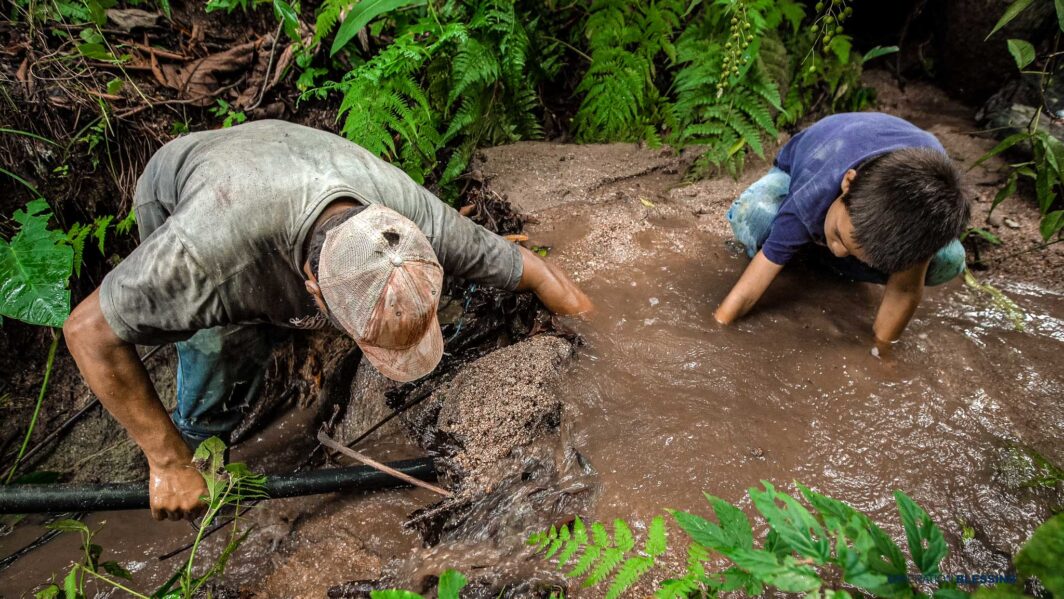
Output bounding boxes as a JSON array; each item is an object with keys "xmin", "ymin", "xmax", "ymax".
[{"xmin": 63, "ymin": 120, "xmax": 592, "ymax": 521}]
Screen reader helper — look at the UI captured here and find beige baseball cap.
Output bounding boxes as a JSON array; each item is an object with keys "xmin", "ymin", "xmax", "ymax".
[{"xmin": 317, "ymin": 204, "xmax": 444, "ymax": 382}]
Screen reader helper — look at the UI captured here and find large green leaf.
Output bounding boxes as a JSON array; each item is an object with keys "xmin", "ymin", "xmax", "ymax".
[
  {"xmin": 1041, "ymin": 210, "xmax": 1064, "ymax": 241},
  {"xmin": 749, "ymin": 482, "xmax": 831, "ymax": 563},
  {"xmin": 1006, "ymin": 39, "xmax": 1036, "ymax": 69},
  {"xmin": 986, "ymin": 0, "xmax": 1035, "ymax": 40},
  {"xmin": 1015, "ymin": 512, "xmax": 1064, "ymax": 596},
  {"xmin": 436, "ymin": 569, "xmax": 467, "ymax": 599},
  {"xmin": 894, "ymin": 491, "xmax": 947, "ymax": 577},
  {"xmin": 330, "ymin": 0, "xmax": 428, "ymax": 56},
  {"xmin": 0, "ymin": 200, "xmax": 73, "ymax": 328}
]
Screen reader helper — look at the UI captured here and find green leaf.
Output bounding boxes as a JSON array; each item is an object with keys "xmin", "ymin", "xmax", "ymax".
[
  {"xmin": 987, "ymin": 0, "xmax": 1035, "ymax": 39},
  {"xmin": 47, "ymin": 519, "xmax": 90, "ymax": 535},
  {"xmin": 35, "ymin": 584, "xmax": 60, "ymax": 599},
  {"xmin": 1057, "ymin": 0, "xmax": 1064, "ymax": 31},
  {"xmin": 829, "ymin": 36, "xmax": 851, "ymax": 64},
  {"xmin": 330, "ymin": 0, "xmax": 427, "ymax": 56},
  {"xmin": 749, "ymin": 482, "xmax": 830, "ymax": 563},
  {"xmin": 973, "ymin": 132, "xmax": 1028, "ymax": 168},
  {"xmin": 963, "ymin": 227, "xmax": 1002, "ymax": 245},
  {"xmin": 707, "ymin": 494, "xmax": 754, "ymax": 549},
  {"xmin": 645, "ymin": 516, "xmax": 667, "ymax": 557},
  {"xmin": 1006, "ymin": 39, "xmax": 1036, "ymax": 69},
  {"xmin": 105, "ymin": 78, "xmax": 124, "ymax": 95},
  {"xmin": 273, "ymin": 0, "xmax": 300, "ymax": 42},
  {"xmin": 992, "ymin": 173, "xmax": 1018, "ymax": 213},
  {"xmin": 0, "ymin": 200, "xmax": 74, "ymax": 327},
  {"xmin": 436, "ymin": 569, "xmax": 467, "ymax": 599},
  {"xmin": 1041, "ymin": 210, "xmax": 1064, "ymax": 241},
  {"xmin": 723, "ymin": 548, "xmax": 821, "ymax": 593},
  {"xmin": 894, "ymin": 491, "xmax": 948, "ymax": 577},
  {"xmin": 672, "ymin": 510, "xmax": 731, "ymax": 550},
  {"xmin": 101, "ymin": 560, "xmax": 132, "ymax": 580},
  {"xmin": 934, "ymin": 589, "xmax": 973, "ymax": 599},
  {"xmin": 1036, "ymin": 163, "xmax": 1056, "ymax": 213},
  {"xmin": 62, "ymin": 568, "xmax": 78, "ymax": 599},
  {"xmin": 798, "ymin": 484, "xmax": 907, "ymax": 577},
  {"xmin": 862, "ymin": 45, "xmax": 900, "ymax": 64},
  {"xmin": 370, "ymin": 591, "xmax": 424, "ymax": 599}
]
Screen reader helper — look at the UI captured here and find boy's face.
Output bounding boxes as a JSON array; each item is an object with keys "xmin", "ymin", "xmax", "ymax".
[{"xmin": 823, "ymin": 168, "xmax": 869, "ymax": 263}]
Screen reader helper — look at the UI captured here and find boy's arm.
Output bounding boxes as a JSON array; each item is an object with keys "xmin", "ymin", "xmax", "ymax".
[
  {"xmin": 872, "ymin": 259, "xmax": 930, "ymax": 357},
  {"xmin": 714, "ymin": 251, "xmax": 784, "ymax": 324}
]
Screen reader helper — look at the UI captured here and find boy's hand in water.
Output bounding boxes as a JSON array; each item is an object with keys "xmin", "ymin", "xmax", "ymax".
[{"xmin": 871, "ymin": 335, "xmax": 896, "ymax": 362}]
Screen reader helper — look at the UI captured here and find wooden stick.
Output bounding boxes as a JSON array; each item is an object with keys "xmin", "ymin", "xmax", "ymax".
[{"xmin": 316, "ymin": 431, "xmax": 451, "ymax": 497}]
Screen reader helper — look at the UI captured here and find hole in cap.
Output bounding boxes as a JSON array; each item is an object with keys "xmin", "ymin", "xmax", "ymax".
[{"xmin": 383, "ymin": 231, "xmax": 401, "ymax": 246}]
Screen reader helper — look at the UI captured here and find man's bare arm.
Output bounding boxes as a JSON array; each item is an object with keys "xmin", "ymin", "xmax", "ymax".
[
  {"xmin": 515, "ymin": 246, "xmax": 594, "ymax": 316},
  {"xmin": 872, "ymin": 259, "xmax": 930, "ymax": 357},
  {"xmin": 63, "ymin": 289, "xmax": 207, "ymax": 521},
  {"xmin": 714, "ymin": 251, "xmax": 784, "ymax": 324}
]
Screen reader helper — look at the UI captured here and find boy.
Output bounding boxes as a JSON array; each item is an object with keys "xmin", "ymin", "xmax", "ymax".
[{"xmin": 713, "ymin": 112, "xmax": 970, "ymax": 357}]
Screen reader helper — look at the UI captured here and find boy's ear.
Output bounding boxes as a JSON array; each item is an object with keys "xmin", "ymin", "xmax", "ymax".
[{"xmin": 840, "ymin": 168, "xmax": 858, "ymax": 194}]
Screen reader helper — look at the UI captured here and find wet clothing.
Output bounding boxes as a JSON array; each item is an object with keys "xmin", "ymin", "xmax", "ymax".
[
  {"xmin": 100, "ymin": 119, "xmax": 522, "ymax": 346},
  {"xmin": 758, "ymin": 112, "xmax": 947, "ymax": 266},
  {"xmin": 727, "ymin": 167, "xmax": 966, "ymax": 286},
  {"xmin": 102, "ymin": 120, "xmax": 523, "ymax": 441}
]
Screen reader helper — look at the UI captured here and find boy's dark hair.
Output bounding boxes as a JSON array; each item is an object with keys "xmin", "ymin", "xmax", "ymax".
[
  {"xmin": 844, "ymin": 148, "xmax": 969, "ymax": 273},
  {"xmin": 307, "ymin": 204, "xmax": 367, "ymax": 278}
]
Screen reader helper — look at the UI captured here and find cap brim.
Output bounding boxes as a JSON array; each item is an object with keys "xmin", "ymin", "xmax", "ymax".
[{"xmin": 357, "ymin": 311, "xmax": 444, "ymax": 383}]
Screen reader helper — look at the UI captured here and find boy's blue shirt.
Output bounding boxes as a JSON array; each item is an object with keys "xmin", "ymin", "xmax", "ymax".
[{"xmin": 762, "ymin": 112, "xmax": 947, "ymax": 266}]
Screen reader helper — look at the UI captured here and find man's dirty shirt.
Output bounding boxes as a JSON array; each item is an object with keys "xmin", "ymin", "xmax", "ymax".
[
  {"xmin": 762, "ymin": 112, "xmax": 947, "ymax": 265},
  {"xmin": 99, "ymin": 120, "xmax": 523, "ymax": 345}
]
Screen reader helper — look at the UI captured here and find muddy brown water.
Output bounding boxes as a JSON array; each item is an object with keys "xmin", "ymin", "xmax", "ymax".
[{"xmin": 555, "ymin": 227, "xmax": 1063, "ymax": 580}]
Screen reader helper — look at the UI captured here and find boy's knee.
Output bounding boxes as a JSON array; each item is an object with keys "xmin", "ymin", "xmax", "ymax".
[
  {"xmin": 925, "ymin": 240, "xmax": 966, "ymax": 286},
  {"xmin": 728, "ymin": 168, "xmax": 790, "ymax": 256}
]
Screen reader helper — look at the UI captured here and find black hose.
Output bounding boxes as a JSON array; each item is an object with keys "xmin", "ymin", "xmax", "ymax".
[{"xmin": 0, "ymin": 458, "xmax": 436, "ymax": 514}]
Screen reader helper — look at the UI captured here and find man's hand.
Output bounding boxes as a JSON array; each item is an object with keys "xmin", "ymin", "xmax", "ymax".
[
  {"xmin": 516, "ymin": 246, "xmax": 594, "ymax": 316},
  {"xmin": 150, "ymin": 458, "xmax": 208, "ymax": 521}
]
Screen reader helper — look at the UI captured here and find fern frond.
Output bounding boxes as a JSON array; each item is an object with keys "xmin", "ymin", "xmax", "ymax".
[{"xmin": 606, "ymin": 557, "xmax": 654, "ymax": 599}]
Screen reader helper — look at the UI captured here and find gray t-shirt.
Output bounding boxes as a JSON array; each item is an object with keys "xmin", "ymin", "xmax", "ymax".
[{"xmin": 100, "ymin": 120, "xmax": 522, "ymax": 345}]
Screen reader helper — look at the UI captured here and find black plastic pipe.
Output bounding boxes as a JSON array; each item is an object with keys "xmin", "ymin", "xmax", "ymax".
[{"xmin": 0, "ymin": 458, "xmax": 436, "ymax": 514}]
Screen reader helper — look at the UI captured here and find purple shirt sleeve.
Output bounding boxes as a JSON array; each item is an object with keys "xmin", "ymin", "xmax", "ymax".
[{"xmin": 761, "ymin": 207, "xmax": 810, "ymax": 265}]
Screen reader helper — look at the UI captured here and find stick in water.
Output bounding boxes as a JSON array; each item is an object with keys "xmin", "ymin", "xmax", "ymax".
[{"xmin": 316, "ymin": 431, "xmax": 451, "ymax": 497}]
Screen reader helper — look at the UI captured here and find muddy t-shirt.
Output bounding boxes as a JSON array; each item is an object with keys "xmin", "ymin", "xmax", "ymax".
[
  {"xmin": 99, "ymin": 120, "xmax": 523, "ymax": 345},
  {"xmin": 763, "ymin": 112, "xmax": 946, "ymax": 265}
]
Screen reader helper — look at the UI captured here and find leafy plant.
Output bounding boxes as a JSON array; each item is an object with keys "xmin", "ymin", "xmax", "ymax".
[
  {"xmin": 976, "ymin": 0, "xmax": 1064, "ymax": 243},
  {"xmin": 0, "ymin": 200, "xmax": 74, "ymax": 329},
  {"xmin": 210, "ymin": 99, "xmax": 248, "ymax": 129},
  {"xmin": 528, "ymin": 481, "xmax": 1036, "ymax": 598},
  {"xmin": 528, "ymin": 516, "xmax": 667, "ymax": 598},
  {"xmin": 34, "ymin": 438, "xmax": 267, "ymax": 599}
]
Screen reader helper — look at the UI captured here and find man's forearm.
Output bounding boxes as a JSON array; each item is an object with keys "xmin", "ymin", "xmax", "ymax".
[
  {"xmin": 516, "ymin": 246, "xmax": 593, "ymax": 315},
  {"xmin": 64, "ymin": 289, "xmax": 191, "ymax": 467}
]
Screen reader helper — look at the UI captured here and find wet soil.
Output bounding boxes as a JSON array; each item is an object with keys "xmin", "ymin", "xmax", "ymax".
[{"xmin": 2, "ymin": 70, "xmax": 1063, "ymax": 598}]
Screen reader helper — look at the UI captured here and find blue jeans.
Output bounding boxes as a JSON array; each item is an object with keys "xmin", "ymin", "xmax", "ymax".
[
  {"xmin": 726, "ymin": 167, "xmax": 966, "ymax": 286},
  {"xmin": 171, "ymin": 325, "xmax": 282, "ymax": 446}
]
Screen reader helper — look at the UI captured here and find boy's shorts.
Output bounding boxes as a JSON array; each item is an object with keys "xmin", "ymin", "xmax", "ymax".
[{"xmin": 726, "ymin": 167, "xmax": 966, "ymax": 286}]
